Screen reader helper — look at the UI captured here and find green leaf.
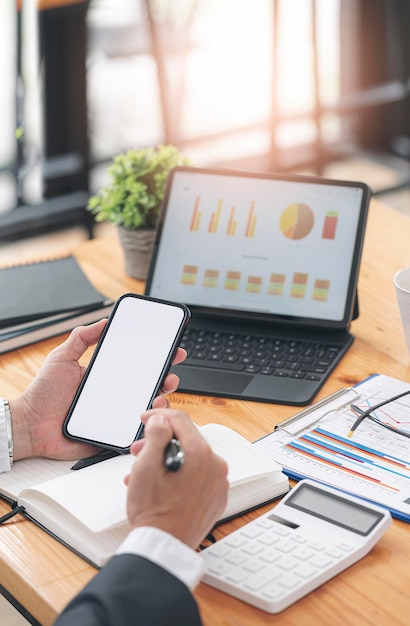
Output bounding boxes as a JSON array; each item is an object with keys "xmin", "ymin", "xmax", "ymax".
[{"xmin": 87, "ymin": 144, "xmax": 192, "ymax": 229}]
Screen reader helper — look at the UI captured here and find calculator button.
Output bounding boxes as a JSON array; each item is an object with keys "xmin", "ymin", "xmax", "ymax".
[
  {"xmin": 277, "ymin": 556, "xmax": 299, "ymax": 571},
  {"xmin": 271, "ymin": 525, "xmax": 290, "ymax": 537},
  {"xmin": 256, "ymin": 517, "xmax": 276, "ymax": 530},
  {"xmin": 207, "ymin": 560, "xmax": 233, "ymax": 576},
  {"xmin": 262, "ymin": 584, "xmax": 286, "ymax": 601},
  {"xmin": 310, "ymin": 555, "xmax": 334, "ymax": 569},
  {"xmin": 276, "ymin": 540, "xmax": 296, "ymax": 554},
  {"xmin": 336, "ymin": 542, "xmax": 354, "ymax": 552},
  {"xmin": 325, "ymin": 548, "xmax": 344, "ymax": 559},
  {"xmin": 259, "ymin": 548, "xmax": 281, "ymax": 564},
  {"xmin": 225, "ymin": 535, "xmax": 247, "ymax": 549},
  {"xmin": 226, "ymin": 551, "xmax": 247, "ymax": 566},
  {"xmin": 242, "ymin": 541, "xmax": 264, "ymax": 556},
  {"xmin": 292, "ymin": 534, "xmax": 308, "ymax": 544},
  {"xmin": 226, "ymin": 567, "xmax": 249, "ymax": 584},
  {"xmin": 295, "ymin": 563, "xmax": 319, "ymax": 579},
  {"xmin": 243, "ymin": 558, "xmax": 266, "ymax": 574},
  {"xmin": 293, "ymin": 547, "xmax": 315, "ymax": 561},
  {"xmin": 277, "ymin": 574, "xmax": 302, "ymax": 590},
  {"xmin": 205, "ymin": 543, "xmax": 231, "ymax": 559},
  {"xmin": 241, "ymin": 526, "xmax": 264, "ymax": 539},
  {"xmin": 258, "ymin": 533, "xmax": 280, "ymax": 547},
  {"xmin": 244, "ymin": 570, "xmax": 276, "ymax": 591},
  {"xmin": 308, "ymin": 541, "xmax": 325, "ymax": 551}
]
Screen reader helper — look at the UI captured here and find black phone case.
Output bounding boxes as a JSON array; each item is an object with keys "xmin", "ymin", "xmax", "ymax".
[{"xmin": 63, "ymin": 292, "xmax": 190, "ymax": 452}]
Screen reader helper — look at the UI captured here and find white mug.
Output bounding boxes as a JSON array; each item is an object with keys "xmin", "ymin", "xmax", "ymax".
[{"xmin": 393, "ymin": 267, "xmax": 410, "ymax": 356}]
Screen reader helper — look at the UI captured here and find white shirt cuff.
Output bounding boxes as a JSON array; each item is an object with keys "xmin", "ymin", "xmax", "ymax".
[{"xmin": 116, "ymin": 526, "xmax": 206, "ymax": 591}]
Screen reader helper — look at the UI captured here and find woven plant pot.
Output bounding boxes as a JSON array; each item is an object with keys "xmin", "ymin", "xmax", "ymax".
[{"xmin": 117, "ymin": 226, "xmax": 155, "ymax": 281}]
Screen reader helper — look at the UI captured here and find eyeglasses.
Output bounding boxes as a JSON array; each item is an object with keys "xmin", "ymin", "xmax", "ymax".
[{"xmin": 348, "ymin": 389, "xmax": 410, "ymax": 438}]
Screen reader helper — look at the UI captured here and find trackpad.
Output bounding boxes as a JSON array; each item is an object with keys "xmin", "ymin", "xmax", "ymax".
[{"xmin": 177, "ymin": 367, "xmax": 253, "ymax": 395}]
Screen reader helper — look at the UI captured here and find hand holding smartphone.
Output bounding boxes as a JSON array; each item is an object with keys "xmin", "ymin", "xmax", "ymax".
[{"xmin": 63, "ymin": 293, "xmax": 190, "ymax": 452}]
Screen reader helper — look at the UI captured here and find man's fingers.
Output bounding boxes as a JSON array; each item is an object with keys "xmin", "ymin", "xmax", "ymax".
[
  {"xmin": 159, "ymin": 372, "xmax": 180, "ymax": 395},
  {"xmin": 50, "ymin": 319, "xmax": 107, "ymax": 362},
  {"xmin": 141, "ymin": 408, "xmax": 206, "ymax": 457},
  {"xmin": 136, "ymin": 413, "xmax": 173, "ymax": 469},
  {"xmin": 172, "ymin": 347, "xmax": 187, "ymax": 366}
]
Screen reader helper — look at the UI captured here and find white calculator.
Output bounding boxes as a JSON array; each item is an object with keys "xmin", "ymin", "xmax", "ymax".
[{"xmin": 201, "ymin": 479, "xmax": 392, "ymax": 613}]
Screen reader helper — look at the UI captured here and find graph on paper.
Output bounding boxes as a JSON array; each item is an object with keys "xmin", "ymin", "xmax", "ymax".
[{"xmin": 254, "ymin": 375, "xmax": 410, "ymax": 519}]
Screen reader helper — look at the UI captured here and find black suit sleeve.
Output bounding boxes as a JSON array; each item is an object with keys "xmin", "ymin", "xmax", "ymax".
[{"xmin": 53, "ymin": 554, "xmax": 203, "ymax": 626}]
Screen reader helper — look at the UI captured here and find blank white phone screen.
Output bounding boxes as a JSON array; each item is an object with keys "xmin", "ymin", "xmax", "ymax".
[{"xmin": 66, "ymin": 296, "xmax": 186, "ymax": 448}]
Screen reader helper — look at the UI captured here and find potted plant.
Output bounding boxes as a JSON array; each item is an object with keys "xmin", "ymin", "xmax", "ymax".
[{"xmin": 87, "ymin": 144, "xmax": 191, "ymax": 280}]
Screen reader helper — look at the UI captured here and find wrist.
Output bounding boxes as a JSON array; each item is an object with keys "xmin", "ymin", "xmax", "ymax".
[{"xmin": 116, "ymin": 526, "xmax": 205, "ymax": 591}]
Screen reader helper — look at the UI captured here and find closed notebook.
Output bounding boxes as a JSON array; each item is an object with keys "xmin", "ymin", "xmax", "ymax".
[
  {"xmin": 0, "ymin": 302, "xmax": 114, "ymax": 355},
  {"xmin": 0, "ymin": 256, "xmax": 111, "ymax": 327}
]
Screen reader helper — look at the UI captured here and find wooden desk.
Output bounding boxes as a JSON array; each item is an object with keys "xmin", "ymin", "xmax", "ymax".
[{"xmin": 1, "ymin": 199, "xmax": 410, "ymax": 625}]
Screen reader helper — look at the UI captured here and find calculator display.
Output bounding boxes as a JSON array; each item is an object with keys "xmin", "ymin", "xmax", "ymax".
[{"xmin": 285, "ymin": 483, "xmax": 384, "ymax": 536}]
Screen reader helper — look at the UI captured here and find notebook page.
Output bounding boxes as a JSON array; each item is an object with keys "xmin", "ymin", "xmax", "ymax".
[
  {"xmin": 18, "ymin": 490, "xmax": 130, "ymax": 567},
  {"xmin": 0, "ymin": 458, "xmax": 73, "ymax": 500},
  {"xmin": 200, "ymin": 423, "xmax": 282, "ymax": 486},
  {"xmin": 19, "ymin": 454, "xmax": 134, "ymax": 532},
  {"xmin": 222, "ymin": 472, "xmax": 289, "ymax": 520}
]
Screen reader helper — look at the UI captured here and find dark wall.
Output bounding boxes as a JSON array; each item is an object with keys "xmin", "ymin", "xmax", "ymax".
[{"xmin": 341, "ymin": 0, "xmax": 410, "ymax": 155}]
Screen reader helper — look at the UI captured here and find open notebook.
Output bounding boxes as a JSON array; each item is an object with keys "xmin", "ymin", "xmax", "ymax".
[
  {"xmin": 145, "ymin": 166, "xmax": 371, "ymax": 405},
  {"xmin": 0, "ymin": 424, "xmax": 289, "ymax": 567}
]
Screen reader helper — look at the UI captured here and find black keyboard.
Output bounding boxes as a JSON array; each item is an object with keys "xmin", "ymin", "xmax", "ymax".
[{"xmin": 179, "ymin": 327, "xmax": 342, "ymax": 381}]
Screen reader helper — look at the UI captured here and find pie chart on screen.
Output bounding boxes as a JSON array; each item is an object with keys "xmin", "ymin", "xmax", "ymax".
[{"xmin": 280, "ymin": 203, "xmax": 314, "ymax": 240}]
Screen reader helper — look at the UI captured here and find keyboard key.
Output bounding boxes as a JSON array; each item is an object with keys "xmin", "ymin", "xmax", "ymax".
[
  {"xmin": 245, "ymin": 365, "xmax": 261, "ymax": 374},
  {"xmin": 183, "ymin": 328, "xmax": 340, "ymax": 385},
  {"xmin": 186, "ymin": 358, "xmax": 246, "ymax": 372},
  {"xmin": 290, "ymin": 371, "xmax": 306, "ymax": 379}
]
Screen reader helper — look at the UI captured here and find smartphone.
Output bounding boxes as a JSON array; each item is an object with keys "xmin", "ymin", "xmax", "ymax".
[{"xmin": 63, "ymin": 293, "xmax": 190, "ymax": 451}]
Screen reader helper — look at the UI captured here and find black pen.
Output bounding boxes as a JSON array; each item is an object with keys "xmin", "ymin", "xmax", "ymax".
[
  {"xmin": 72, "ymin": 438, "xmax": 185, "ymax": 471},
  {"xmin": 71, "ymin": 437, "xmax": 185, "ymax": 472},
  {"xmin": 71, "ymin": 449, "xmax": 121, "ymax": 470},
  {"xmin": 164, "ymin": 437, "xmax": 185, "ymax": 472}
]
